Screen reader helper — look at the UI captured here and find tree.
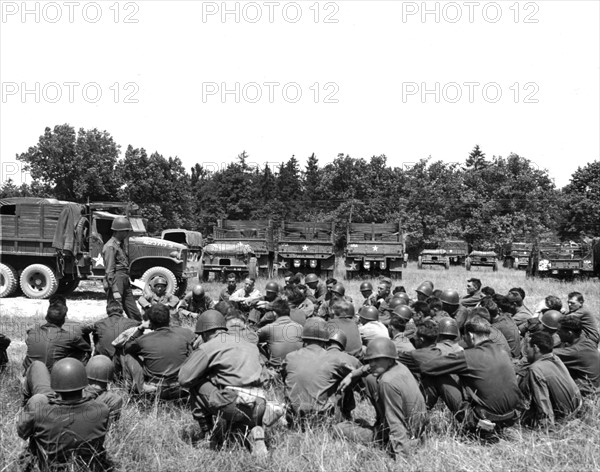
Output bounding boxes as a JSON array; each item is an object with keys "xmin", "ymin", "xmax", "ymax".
[
  {"xmin": 559, "ymin": 161, "xmax": 600, "ymax": 239},
  {"xmin": 17, "ymin": 124, "xmax": 121, "ymax": 201},
  {"xmin": 465, "ymin": 144, "xmax": 487, "ymax": 170}
]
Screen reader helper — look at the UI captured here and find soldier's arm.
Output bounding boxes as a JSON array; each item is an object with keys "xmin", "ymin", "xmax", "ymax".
[
  {"xmin": 228, "ymin": 290, "xmax": 245, "ymax": 302},
  {"xmin": 166, "ymin": 296, "xmax": 180, "ymax": 309},
  {"xmin": 178, "ymin": 349, "xmax": 210, "ymax": 388},
  {"xmin": 529, "ymin": 368, "xmax": 555, "ymax": 425},
  {"xmin": 17, "ymin": 394, "xmax": 48, "ymax": 439},
  {"xmin": 123, "ymin": 326, "xmax": 146, "ymax": 355},
  {"xmin": 419, "ymin": 351, "xmax": 468, "ymax": 377},
  {"xmin": 103, "ymin": 245, "xmax": 118, "ymax": 286},
  {"xmin": 138, "ymin": 295, "xmax": 152, "ymax": 309}
]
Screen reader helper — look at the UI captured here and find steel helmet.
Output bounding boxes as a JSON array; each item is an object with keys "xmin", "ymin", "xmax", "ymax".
[
  {"xmin": 422, "ymin": 281, "xmax": 434, "ymax": 290},
  {"xmin": 331, "ymin": 283, "xmax": 346, "ymax": 296},
  {"xmin": 438, "ymin": 318, "xmax": 459, "ymax": 337},
  {"xmin": 195, "ymin": 309, "xmax": 227, "ymax": 334},
  {"xmin": 328, "ymin": 330, "xmax": 347, "ymax": 350},
  {"xmin": 51, "ymin": 358, "xmax": 88, "ymax": 392},
  {"xmin": 152, "ymin": 276, "xmax": 168, "ymax": 287},
  {"xmin": 387, "ymin": 297, "xmax": 407, "ymax": 310},
  {"xmin": 359, "ymin": 306, "xmax": 379, "ymax": 322},
  {"xmin": 364, "ymin": 337, "xmax": 398, "ymax": 361},
  {"xmin": 541, "ymin": 310, "xmax": 563, "ymax": 330},
  {"xmin": 359, "ymin": 281, "xmax": 373, "ymax": 292},
  {"xmin": 415, "ymin": 283, "xmax": 433, "ymax": 298},
  {"xmin": 305, "ymin": 273, "xmax": 319, "ymax": 284},
  {"xmin": 265, "ymin": 281, "xmax": 280, "ymax": 293},
  {"xmin": 111, "ymin": 216, "xmax": 132, "ymax": 231},
  {"xmin": 192, "ymin": 285, "xmax": 205, "ymax": 297},
  {"xmin": 302, "ymin": 317, "xmax": 329, "ymax": 342},
  {"xmin": 392, "ymin": 305, "xmax": 413, "ymax": 323},
  {"xmin": 86, "ymin": 355, "xmax": 115, "ymax": 383},
  {"xmin": 395, "ymin": 292, "xmax": 410, "ymax": 304},
  {"xmin": 439, "ymin": 289, "xmax": 460, "ymax": 306}
]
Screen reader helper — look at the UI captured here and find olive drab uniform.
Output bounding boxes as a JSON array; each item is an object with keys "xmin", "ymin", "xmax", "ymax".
[
  {"xmin": 102, "ymin": 237, "xmax": 142, "ymax": 322},
  {"xmin": 139, "ymin": 292, "xmax": 180, "ymax": 326}
]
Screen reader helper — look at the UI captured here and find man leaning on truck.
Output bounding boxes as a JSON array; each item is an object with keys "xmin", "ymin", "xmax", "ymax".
[{"xmin": 102, "ymin": 217, "xmax": 142, "ymax": 321}]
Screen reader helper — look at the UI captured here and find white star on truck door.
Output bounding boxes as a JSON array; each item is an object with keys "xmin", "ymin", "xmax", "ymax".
[
  {"xmin": 93, "ymin": 254, "xmax": 104, "ymax": 267},
  {"xmin": 372, "ymin": 246, "xmax": 378, "ymax": 251},
  {"xmin": 302, "ymin": 245, "xmax": 308, "ymax": 251}
]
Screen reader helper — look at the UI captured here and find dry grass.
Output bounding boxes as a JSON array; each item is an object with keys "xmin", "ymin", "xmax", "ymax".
[{"xmin": 1, "ymin": 265, "xmax": 599, "ymax": 471}]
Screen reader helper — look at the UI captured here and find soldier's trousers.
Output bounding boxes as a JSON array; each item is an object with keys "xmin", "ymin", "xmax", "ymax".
[
  {"xmin": 122, "ymin": 355, "xmax": 184, "ymax": 399},
  {"xmin": 21, "ymin": 361, "xmax": 56, "ymax": 406},
  {"xmin": 107, "ymin": 273, "xmax": 142, "ymax": 322},
  {"xmin": 421, "ymin": 374, "xmax": 464, "ymax": 413}
]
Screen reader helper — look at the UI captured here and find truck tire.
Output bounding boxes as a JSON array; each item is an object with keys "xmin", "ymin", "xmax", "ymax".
[
  {"xmin": 174, "ymin": 278, "xmax": 188, "ymax": 298},
  {"xmin": 493, "ymin": 263, "xmax": 498, "ymax": 272},
  {"xmin": 20, "ymin": 264, "xmax": 58, "ymax": 299},
  {"xmin": 0, "ymin": 263, "xmax": 19, "ymax": 298},
  {"xmin": 56, "ymin": 278, "xmax": 80, "ymax": 296},
  {"xmin": 141, "ymin": 267, "xmax": 178, "ymax": 296}
]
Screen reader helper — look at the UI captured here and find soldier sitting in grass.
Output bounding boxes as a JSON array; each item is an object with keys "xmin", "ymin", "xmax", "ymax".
[{"xmin": 139, "ymin": 277, "xmax": 180, "ymax": 326}]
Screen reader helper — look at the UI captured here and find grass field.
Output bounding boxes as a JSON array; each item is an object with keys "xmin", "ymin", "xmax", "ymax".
[{"xmin": 1, "ymin": 265, "xmax": 599, "ymax": 471}]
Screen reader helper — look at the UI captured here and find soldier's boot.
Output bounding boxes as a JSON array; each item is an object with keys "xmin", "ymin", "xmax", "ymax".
[{"xmin": 248, "ymin": 426, "xmax": 268, "ymax": 457}]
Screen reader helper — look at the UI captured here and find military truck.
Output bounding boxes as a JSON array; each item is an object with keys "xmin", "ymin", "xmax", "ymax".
[
  {"xmin": 344, "ymin": 222, "xmax": 407, "ymax": 279},
  {"xmin": 418, "ymin": 249, "xmax": 450, "ymax": 270},
  {"xmin": 201, "ymin": 220, "xmax": 274, "ymax": 280},
  {"xmin": 465, "ymin": 250, "xmax": 499, "ymax": 272},
  {"xmin": 161, "ymin": 229, "xmax": 203, "ymax": 263},
  {"xmin": 441, "ymin": 239, "xmax": 469, "ymax": 265},
  {"xmin": 275, "ymin": 221, "xmax": 335, "ymax": 277},
  {"xmin": 504, "ymin": 242, "xmax": 532, "ymax": 270},
  {"xmin": 532, "ymin": 239, "xmax": 599, "ymax": 279},
  {"xmin": 0, "ymin": 198, "xmax": 195, "ymax": 299}
]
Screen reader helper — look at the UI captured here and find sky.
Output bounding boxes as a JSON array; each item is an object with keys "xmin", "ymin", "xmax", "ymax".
[{"xmin": 1, "ymin": 0, "xmax": 599, "ymax": 188}]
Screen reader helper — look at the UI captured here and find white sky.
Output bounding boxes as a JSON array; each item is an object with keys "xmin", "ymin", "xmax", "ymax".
[{"xmin": 1, "ymin": 0, "xmax": 599, "ymax": 188}]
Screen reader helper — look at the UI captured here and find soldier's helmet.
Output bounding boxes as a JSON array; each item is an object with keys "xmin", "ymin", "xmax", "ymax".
[
  {"xmin": 415, "ymin": 283, "xmax": 433, "ymax": 298},
  {"xmin": 265, "ymin": 281, "xmax": 280, "ymax": 293},
  {"xmin": 86, "ymin": 355, "xmax": 115, "ymax": 383},
  {"xmin": 438, "ymin": 318, "xmax": 459, "ymax": 337},
  {"xmin": 359, "ymin": 281, "xmax": 373, "ymax": 292},
  {"xmin": 541, "ymin": 310, "xmax": 563, "ymax": 330},
  {"xmin": 331, "ymin": 283, "xmax": 345, "ymax": 296},
  {"xmin": 395, "ymin": 292, "xmax": 411, "ymax": 304},
  {"xmin": 439, "ymin": 289, "xmax": 460, "ymax": 306},
  {"xmin": 111, "ymin": 216, "xmax": 132, "ymax": 231},
  {"xmin": 195, "ymin": 310, "xmax": 227, "ymax": 334},
  {"xmin": 421, "ymin": 281, "xmax": 435, "ymax": 290},
  {"xmin": 359, "ymin": 306, "xmax": 379, "ymax": 322},
  {"xmin": 387, "ymin": 297, "xmax": 407, "ymax": 310},
  {"xmin": 192, "ymin": 285, "xmax": 205, "ymax": 297},
  {"xmin": 302, "ymin": 317, "xmax": 329, "ymax": 342},
  {"xmin": 392, "ymin": 305, "xmax": 413, "ymax": 323},
  {"xmin": 364, "ymin": 337, "xmax": 398, "ymax": 361},
  {"xmin": 328, "ymin": 330, "xmax": 347, "ymax": 350},
  {"xmin": 305, "ymin": 273, "xmax": 319, "ymax": 284},
  {"xmin": 152, "ymin": 277, "xmax": 168, "ymax": 287},
  {"xmin": 51, "ymin": 358, "xmax": 89, "ymax": 392}
]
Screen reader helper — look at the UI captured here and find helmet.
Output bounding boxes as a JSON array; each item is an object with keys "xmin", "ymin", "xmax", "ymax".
[
  {"xmin": 395, "ymin": 292, "xmax": 410, "ymax": 304},
  {"xmin": 415, "ymin": 283, "xmax": 433, "ymax": 298},
  {"xmin": 438, "ymin": 318, "xmax": 459, "ymax": 337},
  {"xmin": 387, "ymin": 297, "xmax": 407, "ymax": 310},
  {"xmin": 364, "ymin": 337, "xmax": 397, "ymax": 361},
  {"xmin": 541, "ymin": 310, "xmax": 563, "ymax": 330},
  {"xmin": 359, "ymin": 281, "xmax": 373, "ymax": 292},
  {"xmin": 302, "ymin": 317, "xmax": 329, "ymax": 342},
  {"xmin": 51, "ymin": 358, "xmax": 88, "ymax": 392},
  {"xmin": 192, "ymin": 285, "xmax": 205, "ymax": 297},
  {"xmin": 152, "ymin": 276, "xmax": 168, "ymax": 287},
  {"xmin": 439, "ymin": 289, "xmax": 460, "ymax": 306},
  {"xmin": 392, "ymin": 305, "xmax": 413, "ymax": 322},
  {"xmin": 422, "ymin": 281, "xmax": 434, "ymax": 290},
  {"xmin": 86, "ymin": 355, "xmax": 114, "ymax": 383},
  {"xmin": 329, "ymin": 330, "xmax": 347, "ymax": 350},
  {"xmin": 331, "ymin": 283, "xmax": 345, "ymax": 296},
  {"xmin": 359, "ymin": 306, "xmax": 379, "ymax": 322},
  {"xmin": 195, "ymin": 310, "xmax": 227, "ymax": 334},
  {"xmin": 265, "ymin": 281, "xmax": 280, "ymax": 293},
  {"xmin": 111, "ymin": 216, "xmax": 132, "ymax": 231},
  {"xmin": 305, "ymin": 273, "xmax": 319, "ymax": 284}
]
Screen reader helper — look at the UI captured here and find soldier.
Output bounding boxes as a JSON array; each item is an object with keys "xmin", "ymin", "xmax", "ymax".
[
  {"xmin": 230, "ymin": 277, "xmax": 263, "ymax": 313},
  {"xmin": 554, "ymin": 315, "xmax": 600, "ymax": 396},
  {"xmin": 519, "ymin": 332, "xmax": 581, "ymax": 427},
  {"xmin": 507, "ymin": 288, "xmax": 532, "ymax": 335},
  {"xmin": 248, "ymin": 281, "xmax": 280, "ymax": 327},
  {"xmin": 225, "ymin": 308, "xmax": 259, "ymax": 345},
  {"xmin": 415, "ymin": 283, "xmax": 433, "ymax": 303},
  {"xmin": 122, "ymin": 304, "xmax": 194, "ymax": 398},
  {"xmin": 439, "ymin": 289, "xmax": 469, "ymax": 325},
  {"xmin": 389, "ymin": 307, "xmax": 415, "ymax": 354},
  {"xmin": 566, "ymin": 291, "xmax": 599, "ymax": 345},
  {"xmin": 139, "ymin": 277, "xmax": 180, "ymax": 326},
  {"xmin": 360, "ymin": 281, "xmax": 375, "ymax": 306},
  {"xmin": 219, "ymin": 273, "xmax": 238, "ymax": 302},
  {"xmin": 178, "ymin": 285, "xmax": 216, "ymax": 320},
  {"xmin": 0, "ymin": 332, "xmax": 11, "ymax": 371},
  {"xmin": 85, "ymin": 355, "xmax": 124, "ymax": 423},
  {"xmin": 460, "ymin": 278, "xmax": 484, "ymax": 308},
  {"xmin": 425, "ymin": 297, "xmax": 450, "ymax": 323},
  {"xmin": 317, "ymin": 283, "xmax": 349, "ymax": 320},
  {"xmin": 178, "ymin": 310, "xmax": 268, "ymax": 455},
  {"xmin": 373, "ymin": 278, "xmax": 393, "ymax": 309},
  {"xmin": 379, "ymin": 297, "xmax": 407, "ymax": 327},
  {"xmin": 336, "ymin": 338, "xmax": 427, "ymax": 459},
  {"xmin": 358, "ymin": 306, "xmax": 390, "ymax": 346},
  {"xmin": 326, "ymin": 330, "xmax": 362, "ymax": 420},
  {"xmin": 304, "ymin": 273, "xmax": 327, "ymax": 301},
  {"xmin": 257, "ymin": 299, "xmax": 303, "ymax": 369},
  {"xmin": 283, "ymin": 286, "xmax": 310, "ymax": 326},
  {"xmin": 462, "ymin": 307, "xmax": 512, "ymax": 357},
  {"xmin": 23, "ymin": 303, "xmax": 91, "ymax": 373},
  {"xmin": 485, "ymin": 296, "xmax": 521, "ymax": 359},
  {"xmin": 17, "ymin": 358, "xmax": 112, "ymax": 471},
  {"xmin": 102, "ymin": 216, "xmax": 142, "ymax": 322},
  {"xmin": 327, "ymin": 301, "xmax": 363, "ymax": 358},
  {"xmin": 420, "ymin": 316, "xmax": 521, "ymax": 433}
]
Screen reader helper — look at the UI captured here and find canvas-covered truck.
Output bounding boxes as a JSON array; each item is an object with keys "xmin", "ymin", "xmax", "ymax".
[
  {"xmin": 465, "ymin": 250, "xmax": 499, "ymax": 272},
  {"xmin": 418, "ymin": 249, "xmax": 450, "ymax": 270},
  {"xmin": 441, "ymin": 239, "xmax": 469, "ymax": 265},
  {"xmin": 201, "ymin": 220, "xmax": 274, "ymax": 280},
  {"xmin": 504, "ymin": 242, "xmax": 533, "ymax": 270},
  {"xmin": 531, "ymin": 239, "xmax": 600, "ymax": 279},
  {"xmin": 161, "ymin": 229, "xmax": 203, "ymax": 264},
  {"xmin": 344, "ymin": 222, "xmax": 407, "ymax": 279},
  {"xmin": 275, "ymin": 221, "xmax": 335, "ymax": 277},
  {"xmin": 0, "ymin": 197, "xmax": 195, "ymax": 299}
]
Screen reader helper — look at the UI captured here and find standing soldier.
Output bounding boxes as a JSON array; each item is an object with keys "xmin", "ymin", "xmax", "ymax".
[
  {"xmin": 219, "ymin": 273, "xmax": 238, "ymax": 302},
  {"xmin": 102, "ymin": 216, "xmax": 142, "ymax": 322},
  {"xmin": 179, "ymin": 285, "xmax": 216, "ymax": 320},
  {"xmin": 138, "ymin": 277, "xmax": 180, "ymax": 326}
]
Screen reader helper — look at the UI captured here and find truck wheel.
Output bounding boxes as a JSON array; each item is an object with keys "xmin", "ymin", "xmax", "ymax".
[
  {"xmin": 248, "ymin": 257, "xmax": 258, "ymax": 278},
  {"xmin": 201, "ymin": 270, "xmax": 210, "ymax": 282},
  {"xmin": 141, "ymin": 267, "xmax": 178, "ymax": 296},
  {"xmin": 20, "ymin": 264, "xmax": 58, "ymax": 299},
  {"xmin": 175, "ymin": 278, "xmax": 188, "ymax": 298},
  {"xmin": 0, "ymin": 263, "xmax": 18, "ymax": 298},
  {"xmin": 56, "ymin": 278, "xmax": 80, "ymax": 296}
]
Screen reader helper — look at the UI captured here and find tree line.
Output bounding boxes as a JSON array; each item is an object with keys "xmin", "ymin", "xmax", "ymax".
[{"xmin": 1, "ymin": 124, "xmax": 599, "ymax": 256}]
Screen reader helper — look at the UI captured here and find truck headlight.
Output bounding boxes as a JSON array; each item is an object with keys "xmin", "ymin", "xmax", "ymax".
[
  {"xmin": 293, "ymin": 259, "xmax": 301, "ymax": 268},
  {"xmin": 380, "ymin": 261, "xmax": 386, "ymax": 269},
  {"xmin": 364, "ymin": 261, "xmax": 371, "ymax": 269},
  {"xmin": 170, "ymin": 250, "xmax": 182, "ymax": 260},
  {"xmin": 310, "ymin": 259, "xmax": 317, "ymax": 268}
]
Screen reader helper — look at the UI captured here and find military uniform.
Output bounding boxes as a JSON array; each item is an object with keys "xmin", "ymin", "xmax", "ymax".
[
  {"xmin": 139, "ymin": 292, "xmax": 180, "ymax": 326},
  {"xmin": 392, "ymin": 333, "xmax": 414, "ymax": 354},
  {"xmin": 492, "ymin": 313, "xmax": 522, "ymax": 358},
  {"xmin": 226, "ymin": 318, "xmax": 259, "ymax": 345},
  {"xmin": 326, "ymin": 345, "xmax": 362, "ymax": 420},
  {"xmin": 0, "ymin": 333, "xmax": 11, "ymax": 370},
  {"xmin": 359, "ymin": 321, "xmax": 390, "ymax": 345},
  {"xmin": 219, "ymin": 286, "xmax": 237, "ymax": 302},
  {"xmin": 81, "ymin": 312, "xmax": 139, "ymax": 358},
  {"xmin": 460, "ymin": 290, "xmax": 484, "ymax": 308},
  {"xmin": 568, "ymin": 307, "xmax": 600, "ymax": 345},
  {"xmin": 554, "ymin": 335, "xmax": 600, "ymax": 396},
  {"xmin": 178, "ymin": 292, "xmax": 216, "ymax": 319},
  {"xmin": 327, "ymin": 318, "xmax": 362, "ymax": 358},
  {"xmin": 513, "ymin": 305, "xmax": 533, "ymax": 334},
  {"xmin": 258, "ymin": 316, "xmax": 303, "ymax": 368},
  {"xmin": 296, "ymin": 298, "xmax": 314, "ymax": 322},
  {"xmin": 102, "ymin": 236, "xmax": 141, "ymax": 321}
]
